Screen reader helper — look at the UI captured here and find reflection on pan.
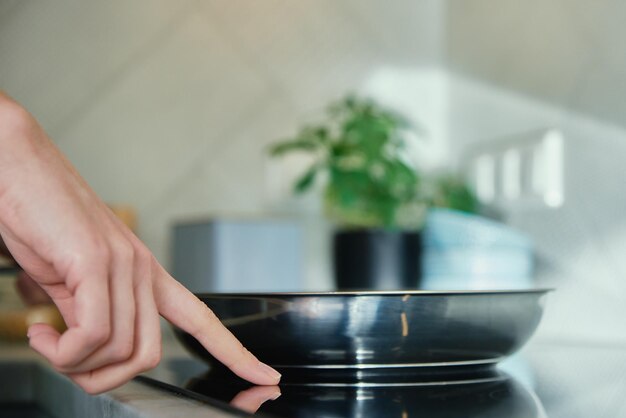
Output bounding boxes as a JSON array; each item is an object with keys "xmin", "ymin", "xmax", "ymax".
[
  {"xmin": 185, "ymin": 365, "xmax": 547, "ymax": 418},
  {"xmin": 175, "ymin": 290, "xmax": 550, "ymax": 373}
]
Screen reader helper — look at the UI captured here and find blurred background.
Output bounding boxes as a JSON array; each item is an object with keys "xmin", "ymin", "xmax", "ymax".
[{"xmin": 1, "ymin": 0, "xmax": 625, "ymax": 348}]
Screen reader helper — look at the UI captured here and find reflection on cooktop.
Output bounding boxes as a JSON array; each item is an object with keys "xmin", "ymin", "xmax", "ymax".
[{"xmin": 140, "ymin": 359, "xmax": 546, "ymax": 418}]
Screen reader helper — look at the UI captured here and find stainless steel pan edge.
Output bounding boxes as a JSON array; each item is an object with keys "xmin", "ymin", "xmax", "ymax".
[{"xmin": 175, "ymin": 289, "xmax": 551, "ymax": 373}]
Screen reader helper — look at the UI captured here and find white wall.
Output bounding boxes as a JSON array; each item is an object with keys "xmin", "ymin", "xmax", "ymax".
[
  {"xmin": 446, "ymin": 74, "xmax": 626, "ymax": 345},
  {"xmin": 445, "ymin": 0, "xmax": 626, "ymax": 345},
  {"xmin": 447, "ymin": 0, "xmax": 626, "ymax": 130}
]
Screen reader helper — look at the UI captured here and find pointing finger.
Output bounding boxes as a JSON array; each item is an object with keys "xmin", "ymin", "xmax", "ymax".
[{"xmin": 154, "ymin": 267, "xmax": 280, "ymax": 386}]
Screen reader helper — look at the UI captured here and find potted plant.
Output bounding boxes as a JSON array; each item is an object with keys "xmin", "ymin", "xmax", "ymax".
[{"xmin": 269, "ymin": 96, "xmax": 426, "ymax": 290}]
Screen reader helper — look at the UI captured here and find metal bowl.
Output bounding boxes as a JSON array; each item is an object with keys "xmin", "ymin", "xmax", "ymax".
[{"xmin": 174, "ymin": 290, "xmax": 549, "ymax": 378}]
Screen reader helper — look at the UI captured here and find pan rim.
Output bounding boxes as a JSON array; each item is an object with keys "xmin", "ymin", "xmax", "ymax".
[{"xmin": 195, "ymin": 288, "xmax": 553, "ymax": 297}]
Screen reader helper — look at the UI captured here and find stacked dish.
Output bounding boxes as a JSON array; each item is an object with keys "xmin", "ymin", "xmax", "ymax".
[{"xmin": 421, "ymin": 209, "xmax": 534, "ymax": 290}]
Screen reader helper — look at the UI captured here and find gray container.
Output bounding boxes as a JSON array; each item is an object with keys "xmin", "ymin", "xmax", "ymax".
[{"xmin": 171, "ymin": 218, "xmax": 303, "ymax": 292}]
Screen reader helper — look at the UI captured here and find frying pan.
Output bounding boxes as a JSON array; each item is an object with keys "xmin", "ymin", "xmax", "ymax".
[{"xmin": 174, "ymin": 289, "xmax": 549, "ymax": 379}]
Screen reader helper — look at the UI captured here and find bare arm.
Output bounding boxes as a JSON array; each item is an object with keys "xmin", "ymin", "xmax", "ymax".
[{"xmin": 0, "ymin": 92, "xmax": 280, "ymax": 394}]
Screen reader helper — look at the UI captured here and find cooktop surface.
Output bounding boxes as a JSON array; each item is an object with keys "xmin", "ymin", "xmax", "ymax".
[{"xmin": 140, "ymin": 342, "xmax": 626, "ymax": 417}]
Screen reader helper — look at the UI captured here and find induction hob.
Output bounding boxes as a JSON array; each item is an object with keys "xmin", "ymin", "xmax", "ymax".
[
  {"xmin": 139, "ymin": 359, "xmax": 545, "ymax": 417},
  {"xmin": 139, "ymin": 342, "xmax": 626, "ymax": 417}
]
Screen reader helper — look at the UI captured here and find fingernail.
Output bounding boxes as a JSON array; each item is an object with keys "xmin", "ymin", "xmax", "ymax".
[
  {"xmin": 258, "ymin": 362, "xmax": 281, "ymax": 382},
  {"xmin": 270, "ymin": 391, "xmax": 281, "ymax": 401}
]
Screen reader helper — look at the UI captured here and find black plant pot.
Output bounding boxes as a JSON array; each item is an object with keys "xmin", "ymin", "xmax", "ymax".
[{"xmin": 332, "ymin": 229, "xmax": 422, "ymax": 290}]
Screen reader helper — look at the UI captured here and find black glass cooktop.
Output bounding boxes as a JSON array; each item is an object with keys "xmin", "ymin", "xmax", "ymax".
[{"xmin": 139, "ymin": 342, "xmax": 626, "ymax": 417}]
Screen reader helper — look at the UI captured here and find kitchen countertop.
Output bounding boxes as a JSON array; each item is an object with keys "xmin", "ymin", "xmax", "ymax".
[
  {"xmin": 2, "ymin": 336, "xmax": 626, "ymax": 417},
  {"xmin": 512, "ymin": 341, "xmax": 626, "ymax": 417},
  {"xmin": 0, "ymin": 335, "xmax": 240, "ymax": 418}
]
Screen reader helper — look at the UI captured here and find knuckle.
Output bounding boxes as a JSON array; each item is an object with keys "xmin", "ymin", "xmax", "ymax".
[
  {"xmin": 57, "ymin": 236, "xmax": 110, "ymax": 279},
  {"xmin": 87, "ymin": 327, "xmax": 110, "ymax": 347},
  {"xmin": 141, "ymin": 349, "xmax": 162, "ymax": 371},
  {"xmin": 150, "ymin": 256, "xmax": 162, "ymax": 277},
  {"xmin": 134, "ymin": 244, "xmax": 152, "ymax": 266},
  {"xmin": 86, "ymin": 236, "xmax": 110, "ymax": 259},
  {"xmin": 110, "ymin": 341, "xmax": 134, "ymax": 363},
  {"xmin": 51, "ymin": 358, "xmax": 72, "ymax": 371},
  {"xmin": 70, "ymin": 237, "xmax": 111, "ymax": 269},
  {"xmin": 133, "ymin": 244, "xmax": 153, "ymax": 275},
  {"xmin": 80, "ymin": 381, "xmax": 102, "ymax": 395},
  {"xmin": 96, "ymin": 245, "xmax": 112, "ymax": 266},
  {"xmin": 111, "ymin": 239, "xmax": 134, "ymax": 264},
  {"xmin": 50, "ymin": 352, "xmax": 83, "ymax": 371}
]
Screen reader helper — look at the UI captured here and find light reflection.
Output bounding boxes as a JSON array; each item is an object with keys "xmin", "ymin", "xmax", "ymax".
[
  {"xmin": 345, "ymin": 297, "xmax": 380, "ymax": 362},
  {"xmin": 401, "ymin": 312, "xmax": 409, "ymax": 337},
  {"xmin": 401, "ymin": 294, "xmax": 410, "ymax": 338}
]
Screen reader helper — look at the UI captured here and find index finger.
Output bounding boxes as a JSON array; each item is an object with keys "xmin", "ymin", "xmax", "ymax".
[{"xmin": 154, "ymin": 268, "xmax": 280, "ymax": 386}]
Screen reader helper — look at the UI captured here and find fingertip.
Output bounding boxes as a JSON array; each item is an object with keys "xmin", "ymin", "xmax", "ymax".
[
  {"xmin": 236, "ymin": 361, "xmax": 281, "ymax": 386},
  {"xmin": 27, "ymin": 322, "xmax": 59, "ymax": 340},
  {"xmin": 257, "ymin": 361, "xmax": 282, "ymax": 385},
  {"xmin": 216, "ymin": 343, "xmax": 282, "ymax": 386},
  {"xmin": 27, "ymin": 324, "xmax": 60, "ymax": 361}
]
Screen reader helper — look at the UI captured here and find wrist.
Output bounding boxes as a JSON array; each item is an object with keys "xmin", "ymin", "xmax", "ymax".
[
  {"xmin": 0, "ymin": 95, "xmax": 38, "ymax": 200},
  {"xmin": 0, "ymin": 94, "xmax": 33, "ymax": 144}
]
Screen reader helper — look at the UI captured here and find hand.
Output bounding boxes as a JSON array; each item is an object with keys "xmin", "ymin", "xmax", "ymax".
[{"xmin": 0, "ymin": 93, "xmax": 281, "ymax": 394}]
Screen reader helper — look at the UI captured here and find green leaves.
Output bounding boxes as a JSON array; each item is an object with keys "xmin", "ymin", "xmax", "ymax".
[
  {"xmin": 428, "ymin": 175, "xmax": 479, "ymax": 214},
  {"xmin": 269, "ymin": 138, "xmax": 318, "ymax": 156},
  {"xmin": 269, "ymin": 126, "xmax": 330, "ymax": 156},
  {"xmin": 294, "ymin": 165, "xmax": 318, "ymax": 194},
  {"xmin": 268, "ymin": 95, "xmax": 479, "ymax": 229}
]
